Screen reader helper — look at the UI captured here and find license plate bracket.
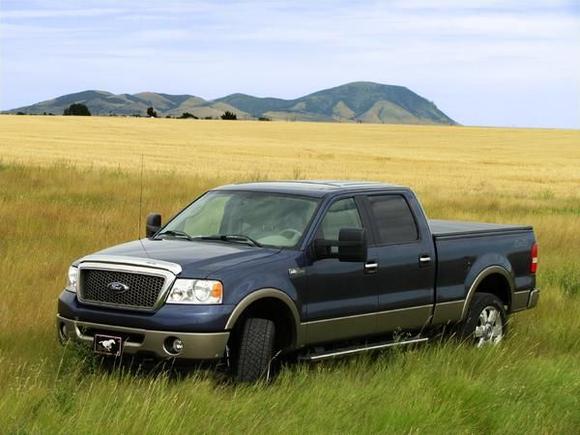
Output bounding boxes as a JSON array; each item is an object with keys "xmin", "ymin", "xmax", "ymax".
[{"xmin": 94, "ymin": 334, "xmax": 123, "ymax": 357}]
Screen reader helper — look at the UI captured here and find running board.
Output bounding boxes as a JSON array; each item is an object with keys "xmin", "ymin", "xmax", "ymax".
[{"xmin": 299, "ymin": 337, "xmax": 429, "ymax": 361}]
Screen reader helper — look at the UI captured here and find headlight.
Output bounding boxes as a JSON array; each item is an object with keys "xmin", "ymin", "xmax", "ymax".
[
  {"xmin": 65, "ymin": 266, "xmax": 79, "ymax": 293},
  {"xmin": 166, "ymin": 279, "xmax": 223, "ymax": 304}
]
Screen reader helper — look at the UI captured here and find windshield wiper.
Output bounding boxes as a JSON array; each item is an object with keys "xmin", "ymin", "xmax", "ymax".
[
  {"xmin": 199, "ymin": 234, "xmax": 262, "ymax": 247},
  {"xmin": 156, "ymin": 230, "xmax": 193, "ymax": 241}
]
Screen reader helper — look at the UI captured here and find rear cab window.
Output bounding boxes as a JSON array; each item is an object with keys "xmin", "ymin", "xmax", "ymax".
[{"xmin": 366, "ymin": 195, "xmax": 419, "ymax": 245}]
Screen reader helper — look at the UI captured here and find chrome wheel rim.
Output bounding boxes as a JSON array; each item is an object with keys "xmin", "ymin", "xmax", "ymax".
[{"xmin": 474, "ymin": 306, "xmax": 503, "ymax": 347}]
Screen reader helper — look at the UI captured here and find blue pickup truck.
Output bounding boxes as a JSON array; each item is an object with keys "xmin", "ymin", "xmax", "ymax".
[{"xmin": 57, "ymin": 181, "xmax": 539, "ymax": 381}]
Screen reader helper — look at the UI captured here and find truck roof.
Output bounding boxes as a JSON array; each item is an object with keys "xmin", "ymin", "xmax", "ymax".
[{"xmin": 214, "ymin": 180, "xmax": 405, "ymax": 198}]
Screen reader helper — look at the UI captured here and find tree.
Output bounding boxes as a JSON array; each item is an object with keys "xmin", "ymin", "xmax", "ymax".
[
  {"xmin": 63, "ymin": 103, "xmax": 91, "ymax": 116},
  {"xmin": 221, "ymin": 111, "xmax": 237, "ymax": 120},
  {"xmin": 147, "ymin": 107, "xmax": 158, "ymax": 118},
  {"xmin": 179, "ymin": 112, "xmax": 198, "ymax": 119}
]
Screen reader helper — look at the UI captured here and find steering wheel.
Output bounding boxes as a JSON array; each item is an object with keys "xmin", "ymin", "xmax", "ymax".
[{"xmin": 280, "ymin": 228, "xmax": 302, "ymax": 240}]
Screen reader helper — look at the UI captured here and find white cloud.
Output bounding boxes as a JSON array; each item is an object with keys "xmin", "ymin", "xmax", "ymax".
[
  {"xmin": 1, "ymin": 7, "xmax": 124, "ymax": 19},
  {"xmin": 1, "ymin": 0, "xmax": 578, "ymax": 127}
]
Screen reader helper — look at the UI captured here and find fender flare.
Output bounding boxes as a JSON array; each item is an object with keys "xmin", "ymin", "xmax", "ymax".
[
  {"xmin": 461, "ymin": 265, "xmax": 514, "ymax": 320},
  {"xmin": 225, "ymin": 288, "xmax": 303, "ymax": 346}
]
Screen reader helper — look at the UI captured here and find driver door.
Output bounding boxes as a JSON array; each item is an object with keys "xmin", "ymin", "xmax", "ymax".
[{"xmin": 302, "ymin": 196, "xmax": 377, "ymax": 345}]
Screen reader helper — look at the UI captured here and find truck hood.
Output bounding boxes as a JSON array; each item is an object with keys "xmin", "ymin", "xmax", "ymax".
[{"xmin": 85, "ymin": 238, "xmax": 280, "ymax": 278}]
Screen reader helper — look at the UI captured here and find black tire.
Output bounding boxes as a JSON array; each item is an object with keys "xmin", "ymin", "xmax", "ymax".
[
  {"xmin": 235, "ymin": 318, "xmax": 276, "ymax": 382},
  {"xmin": 456, "ymin": 292, "xmax": 507, "ymax": 346}
]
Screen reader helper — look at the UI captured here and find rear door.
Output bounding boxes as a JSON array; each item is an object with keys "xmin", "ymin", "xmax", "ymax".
[
  {"xmin": 362, "ymin": 193, "xmax": 435, "ymax": 334},
  {"xmin": 303, "ymin": 196, "xmax": 377, "ymax": 344}
]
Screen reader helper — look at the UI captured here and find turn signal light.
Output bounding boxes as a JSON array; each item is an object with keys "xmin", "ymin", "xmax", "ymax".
[{"xmin": 211, "ymin": 282, "xmax": 223, "ymax": 300}]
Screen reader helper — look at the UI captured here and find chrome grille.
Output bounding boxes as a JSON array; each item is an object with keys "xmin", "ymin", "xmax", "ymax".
[{"xmin": 79, "ymin": 269, "xmax": 166, "ymax": 309}]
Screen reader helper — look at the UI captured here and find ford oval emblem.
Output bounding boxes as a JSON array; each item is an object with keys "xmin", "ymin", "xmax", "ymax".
[{"xmin": 107, "ymin": 281, "xmax": 130, "ymax": 293}]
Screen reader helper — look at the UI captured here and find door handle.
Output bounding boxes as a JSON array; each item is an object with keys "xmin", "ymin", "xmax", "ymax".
[
  {"xmin": 419, "ymin": 255, "xmax": 432, "ymax": 267},
  {"xmin": 364, "ymin": 261, "xmax": 378, "ymax": 273}
]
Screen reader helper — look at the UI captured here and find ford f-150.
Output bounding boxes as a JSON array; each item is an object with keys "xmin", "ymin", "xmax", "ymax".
[{"xmin": 57, "ymin": 181, "xmax": 539, "ymax": 381}]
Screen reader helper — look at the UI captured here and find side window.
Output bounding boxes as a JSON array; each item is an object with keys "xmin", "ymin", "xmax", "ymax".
[
  {"xmin": 318, "ymin": 198, "xmax": 362, "ymax": 240},
  {"xmin": 367, "ymin": 195, "xmax": 418, "ymax": 244}
]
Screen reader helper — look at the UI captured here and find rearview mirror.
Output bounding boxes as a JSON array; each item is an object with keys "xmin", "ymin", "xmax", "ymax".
[
  {"xmin": 312, "ymin": 228, "xmax": 367, "ymax": 262},
  {"xmin": 146, "ymin": 213, "xmax": 162, "ymax": 238}
]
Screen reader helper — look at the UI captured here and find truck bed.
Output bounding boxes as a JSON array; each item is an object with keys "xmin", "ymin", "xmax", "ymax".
[{"xmin": 429, "ymin": 219, "xmax": 532, "ymax": 238}]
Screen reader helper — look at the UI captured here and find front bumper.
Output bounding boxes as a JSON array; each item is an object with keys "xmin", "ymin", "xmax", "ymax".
[{"xmin": 57, "ymin": 314, "xmax": 230, "ymax": 360}]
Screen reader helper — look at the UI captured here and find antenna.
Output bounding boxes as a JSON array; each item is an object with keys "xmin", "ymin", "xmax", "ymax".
[
  {"xmin": 137, "ymin": 153, "xmax": 150, "ymax": 257},
  {"xmin": 138, "ymin": 153, "xmax": 144, "ymax": 237}
]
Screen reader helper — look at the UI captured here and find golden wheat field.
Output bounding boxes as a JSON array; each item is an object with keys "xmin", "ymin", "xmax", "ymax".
[
  {"xmin": 2, "ymin": 115, "xmax": 579, "ymax": 193},
  {"xmin": 0, "ymin": 115, "xmax": 579, "ymax": 433}
]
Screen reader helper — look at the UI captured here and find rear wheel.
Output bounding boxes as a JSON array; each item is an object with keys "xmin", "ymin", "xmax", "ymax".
[
  {"xmin": 456, "ymin": 292, "xmax": 507, "ymax": 347},
  {"xmin": 235, "ymin": 318, "xmax": 276, "ymax": 382}
]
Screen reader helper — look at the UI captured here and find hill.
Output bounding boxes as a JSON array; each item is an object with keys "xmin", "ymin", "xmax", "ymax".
[
  {"xmin": 6, "ymin": 82, "xmax": 456, "ymax": 124},
  {"xmin": 7, "ymin": 90, "xmax": 250, "ymax": 119},
  {"xmin": 216, "ymin": 82, "xmax": 455, "ymax": 124}
]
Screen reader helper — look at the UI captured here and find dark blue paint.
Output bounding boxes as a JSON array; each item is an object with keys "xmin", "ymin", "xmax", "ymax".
[
  {"xmin": 93, "ymin": 238, "xmax": 281, "ymax": 279},
  {"xmin": 58, "ymin": 182, "xmax": 537, "ymax": 341},
  {"xmin": 58, "ymin": 291, "xmax": 233, "ymax": 332}
]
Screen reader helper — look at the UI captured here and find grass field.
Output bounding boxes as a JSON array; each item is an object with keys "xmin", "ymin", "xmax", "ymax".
[{"xmin": 0, "ymin": 115, "xmax": 579, "ymax": 433}]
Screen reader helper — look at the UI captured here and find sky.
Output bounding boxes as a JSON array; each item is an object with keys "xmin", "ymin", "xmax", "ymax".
[{"xmin": 1, "ymin": 0, "xmax": 579, "ymax": 128}]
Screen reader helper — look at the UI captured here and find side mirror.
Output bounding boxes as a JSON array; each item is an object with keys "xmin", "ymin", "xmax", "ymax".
[
  {"xmin": 337, "ymin": 228, "xmax": 367, "ymax": 262},
  {"xmin": 146, "ymin": 213, "xmax": 161, "ymax": 238},
  {"xmin": 312, "ymin": 228, "xmax": 367, "ymax": 262}
]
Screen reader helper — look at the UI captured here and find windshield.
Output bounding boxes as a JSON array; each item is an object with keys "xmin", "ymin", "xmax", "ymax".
[{"xmin": 159, "ymin": 191, "xmax": 320, "ymax": 248}]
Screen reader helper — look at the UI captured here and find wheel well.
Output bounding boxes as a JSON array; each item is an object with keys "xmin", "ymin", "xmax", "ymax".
[
  {"xmin": 229, "ymin": 297, "xmax": 296, "ymax": 352},
  {"xmin": 475, "ymin": 273, "xmax": 512, "ymax": 309}
]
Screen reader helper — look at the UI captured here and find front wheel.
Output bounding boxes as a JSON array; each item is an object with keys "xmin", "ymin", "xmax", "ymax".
[
  {"xmin": 456, "ymin": 293, "xmax": 507, "ymax": 347},
  {"xmin": 235, "ymin": 318, "xmax": 276, "ymax": 382}
]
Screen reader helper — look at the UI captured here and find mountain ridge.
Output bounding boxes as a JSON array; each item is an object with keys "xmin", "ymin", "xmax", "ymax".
[{"xmin": 6, "ymin": 82, "xmax": 456, "ymax": 125}]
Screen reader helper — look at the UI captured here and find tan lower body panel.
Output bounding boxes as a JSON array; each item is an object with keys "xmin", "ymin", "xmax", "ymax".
[
  {"xmin": 375, "ymin": 305, "xmax": 433, "ymax": 334},
  {"xmin": 431, "ymin": 300, "xmax": 464, "ymax": 324},
  {"xmin": 304, "ymin": 313, "xmax": 376, "ymax": 345},
  {"xmin": 303, "ymin": 305, "xmax": 432, "ymax": 346},
  {"xmin": 57, "ymin": 315, "xmax": 229, "ymax": 360}
]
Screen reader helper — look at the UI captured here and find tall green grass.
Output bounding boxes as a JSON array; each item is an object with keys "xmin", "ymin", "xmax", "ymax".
[{"xmin": 0, "ymin": 163, "xmax": 578, "ymax": 434}]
